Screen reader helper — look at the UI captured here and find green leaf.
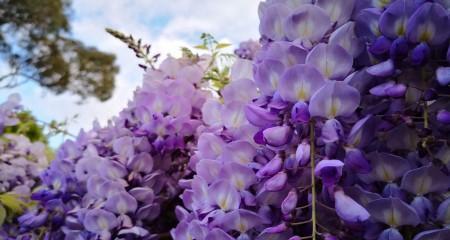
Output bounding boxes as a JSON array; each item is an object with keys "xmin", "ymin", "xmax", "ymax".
[
  {"xmin": 0, "ymin": 204, "xmax": 6, "ymax": 226},
  {"xmin": 194, "ymin": 44, "xmax": 208, "ymax": 50},
  {"xmin": 0, "ymin": 193, "xmax": 26, "ymax": 214},
  {"xmin": 216, "ymin": 43, "xmax": 231, "ymax": 49}
]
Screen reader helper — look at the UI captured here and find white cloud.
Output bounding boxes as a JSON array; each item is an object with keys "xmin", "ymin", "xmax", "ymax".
[{"xmin": 0, "ymin": 0, "xmax": 261, "ymax": 148}]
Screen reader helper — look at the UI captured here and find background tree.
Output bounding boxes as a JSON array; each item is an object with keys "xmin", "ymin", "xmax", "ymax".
[{"xmin": 0, "ymin": 0, "xmax": 119, "ymax": 101}]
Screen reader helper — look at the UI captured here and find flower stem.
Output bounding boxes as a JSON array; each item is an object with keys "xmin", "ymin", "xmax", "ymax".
[
  {"xmin": 423, "ymin": 101, "xmax": 429, "ymax": 129},
  {"xmin": 309, "ymin": 120, "xmax": 317, "ymax": 240}
]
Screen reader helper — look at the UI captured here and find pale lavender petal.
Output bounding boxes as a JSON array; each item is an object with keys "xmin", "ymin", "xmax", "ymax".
[
  {"xmin": 209, "ymin": 180, "xmax": 241, "ymax": 211},
  {"xmin": 316, "ymin": 0, "xmax": 355, "ymax": 27},
  {"xmin": 436, "ymin": 67, "xmax": 450, "ymax": 86},
  {"xmin": 197, "ymin": 133, "xmax": 226, "ymax": 159},
  {"xmin": 263, "ymin": 125, "xmax": 293, "ymax": 147},
  {"xmin": 259, "ymin": 3, "xmax": 290, "ymax": 40},
  {"xmin": 282, "ymin": 189, "xmax": 298, "ymax": 215},
  {"xmin": 309, "ymin": 81, "xmax": 360, "ymax": 119},
  {"xmin": 330, "ymin": 22, "xmax": 364, "ymax": 58},
  {"xmin": 279, "ymin": 64, "xmax": 326, "ymax": 102},
  {"xmin": 245, "ymin": 104, "xmax": 280, "ymax": 128},
  {"xmin": 334, "ymin": 189, "xmax": 370, "ymax": 222},
  {"xmin": 285, "ymin": 4, "xmax": 331, "ymax": 43},
  {"xmin": 105, "ymin": 191, "xmax": 138, "ymax": 214},
  {"xmin": 254, "ymin": 59, "xmax": 285, "ymax": 96},
  {"xmin": 306, "ymin": 43, "xmax": 353, "ymax": 80},
  {"xmin": 264, "ymin": 171, "xmax": 287, "ymax": 191},
  {"xmin": 83, "ymin": 209, "xmax": 118, "ymax": 234},
  {"xmin": 222, "ymin": 162, "xmax": 256, "ymax": 191},
  {"xmin": 366, "ymin": 59, "xmax": 395, "ymax": 77}
]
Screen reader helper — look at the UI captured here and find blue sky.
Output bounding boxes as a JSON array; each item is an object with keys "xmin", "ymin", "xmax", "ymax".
[{"xmin": 0, "ymin": 0, "xmax": 260, "ymax": 147}]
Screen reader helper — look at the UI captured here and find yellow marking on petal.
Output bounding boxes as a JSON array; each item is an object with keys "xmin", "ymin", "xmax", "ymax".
[
  {"xmin": 270, "ymin": 72, "xmax": 279, "ymax": 89},
  {"xmin": 239, "ymin": 222, "xmax": 247, "ymax": 233},
  {"xmin": 219, "ymin": 197, "xmax": 228, "ymax": 210},
  {"xmin": 234, "ymin": 177, "xmax": 245, "ymax": 190},
  {"xmin": 212, "ymin": 142, "xmax": 222, "ymax": 155},
  {"xmin": 376, "ymin": 164, "xmax": 394, "ymax": 182},
  {"xmin": 415, "ymin": 177, "xmax": 432, "ymax": 195},
  {"xmin": 118, "ymin": 200, "xmax": 127, "ymax": 214},
  {"xmin": 418, "ymin": 23, "xmax": 436, "ymax": 43},
  {"xmin": 328, "ymin": 99, "xmax": 340, "ymax": 118},
  {"xmin": 274, "ymin": 20, "xmax": 284, "ymax": 38},
  {"xmin": 97, "ymin": 217, "xmax": 109, "ymax": 230},
  {"xmin": 53, "ymin": 180, "xmax": 62, "ymax": 190},
  {"xmin": 395, "ymin": 18, "xmax": 406, "ymax": 36}
]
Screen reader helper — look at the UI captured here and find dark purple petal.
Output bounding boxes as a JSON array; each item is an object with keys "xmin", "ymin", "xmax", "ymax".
[
  {"xmin": 410, "ymin": 42, "xmax": 431, "ymax": 65},
  {"xmin": 437, "ymin": 198, "xmax": 450, "ymax": 224},
  {"xmin": 366, "ymin": 152, "xmax": 410, "ymax": 182},
  {"xmin": 369, "ymin": 36, "xmax": 392, "ymax": 55},
  {"xmin": 379, "ymin": 0, "xmax": 417, "ymax": 38},
  {"xmin": 344, "ymin": 148, "xmax": 371, "ymax": 174},
  {"xmin": 321, "ymin": 119, "xmax": 344, "ymax": 143},
  {"xmin": 347, "ymin": 115, "xmax": 376, "ymax": 148},
  {"xmin": 291, "ymin": 101, "xmax": 310, "ymax": 123},
  {"xmin": 367, "ymin": 198, "xmax": 420, "ymax": 227},
  {"xmin": 413, "ymin": 229, "xmax": 450, "ymax": 240},
  {"xmin": 378, "ymin": 228, "xmax": 404, "ymax": 240},
  {"xmin": 407, "ymin": 2, "xmax": 449, "ymax": 45},
  {"xmin": 355, "ymin": 8, "xmax": 382, "ymax": 42},
  {"xmin": 401, "ymin": 165, "xmax": 450, "ymax": 195},
  {"xmin": 205, "ymin": 228, "xmax": 234, "ymax": 240},
  {"xmin": 390, "ymin": 36, "xmax": 410, "ymax": 59},
  {"xmin": 437, "ymin": 109, "xmax": 450, "ymax": 124},
  {"xmin": 315, "ymin": 160, "xmax": 344, "ymax": 186},
  {"xmin": 411, "ymin": 196, "xmax": 433, "ymax": 221}
]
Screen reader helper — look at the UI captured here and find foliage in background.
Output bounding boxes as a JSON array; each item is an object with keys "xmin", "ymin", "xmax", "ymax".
[{"xmin": 0, "ymin": 0, "xmax": 119, "ymax": 101}]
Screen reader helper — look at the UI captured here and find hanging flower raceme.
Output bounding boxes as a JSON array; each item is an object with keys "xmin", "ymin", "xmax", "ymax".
[
  {"xmin": 0, "ymin": 94, "xmax": 49, "ymax": 238},
  {"xmin": 15, "ymin": 55, "xmax": 212, "ymax": 239}
]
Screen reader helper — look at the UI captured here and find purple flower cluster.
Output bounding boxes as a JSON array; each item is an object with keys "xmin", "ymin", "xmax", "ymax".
[
  {"xmin": 173, "ymin": 0, "xmax": 450, "ymax": 240},
  {"xmin": 0, "ymin": 94, "xmax": 48, "ymax": 238},
  {"xmin": 15, "ymin": 56, "xmax": 212, "ymax": 239},
  {"xmin": 6, "ymin": 1, "xmax": 449, "ymax": 239}
]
